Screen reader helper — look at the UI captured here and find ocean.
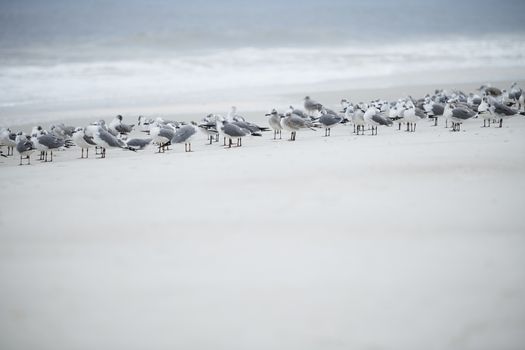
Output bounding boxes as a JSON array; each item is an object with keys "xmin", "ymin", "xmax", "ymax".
[{"xmin": 1, "ymin": 0, "xmax": 525, "ymax": 125}]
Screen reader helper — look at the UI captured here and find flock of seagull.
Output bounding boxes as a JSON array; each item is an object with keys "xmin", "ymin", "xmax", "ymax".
[{"xmin": 1, "ymin": 83, "xmax": 524, "ymax": 166}]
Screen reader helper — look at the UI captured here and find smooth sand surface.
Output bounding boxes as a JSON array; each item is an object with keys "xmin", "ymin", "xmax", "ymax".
[{"xmin": 1, "ymin": 108, "xmax": 525, "ymax": 349}]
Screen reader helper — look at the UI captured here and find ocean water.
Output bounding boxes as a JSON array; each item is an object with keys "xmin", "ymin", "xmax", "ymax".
[{"xmin": 1, "ymin": 0, "xmax": 525, "ymax": 124}]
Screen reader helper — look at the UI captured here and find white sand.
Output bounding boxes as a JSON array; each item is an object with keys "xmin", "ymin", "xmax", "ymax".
[{"xmin": 1, "ymin": 108, "xmax": 525, "ymax": 349}]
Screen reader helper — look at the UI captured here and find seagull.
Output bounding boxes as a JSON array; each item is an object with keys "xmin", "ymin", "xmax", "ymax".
[
  {"xmin": 72, "ymin": 127, "xmax": 97, "ymax": 158},
  {"xmin": 32, "ymin": 132, "xmax": 68, "ymax": 162},
  {"xmin": 350, "ymin": 103, "xmax": 366, "ymax": 135},
  {"xmin": 509, "ymin": 82, "xmax": 522, "ymax": 104},
  {"xmin": 149, "ymin": 121, "xmax": 175, "ymax": 153},
  {"xmin": 479, "ymin": 84, "xmax": 502, "ymax": 97},
  {"xmin": 109, "ymin": 115, "xmax": 135, "ymax": 136},
  {"xmin": 30, "ymin": 126, "xmax": 49, "ymax": 160},
  {"xmin": 218, "ymin": 119, "xmax": 249, "ymax": 148},
  {"xmin": 363, "ymin": 105, "xmax": 392, "ymax": 135},
  {"xmin": 304, "ymin": 96, "xmax": 323, "ymax": 117},
  {"xmin": 15, "ymin": 132, "xmax": 35, "ymax": 165},
  {"xmin": 85, "ymin": 125, "xmax": 135, "ymax": 158},
  {"xmin": 423, "ymin": 99, "xmax": 445, "ymax": 126},
  {"xmin": 198, "ymin": 114, "xmax": 220, "ymax": 144},
  {"xmin": 342, "ymin": 102, "xmax": 355, "ymax": 131},
  {"xmin": 228, "ymin": 107, "xmax": 269, "ymax": 134},
  {"xmin": 125, "ymin": 137, "xmax": 153, "ymax": 150},
  {"xmin": 467, "ymin": 93, "xmax": 482, "ymax": 109},
  {"xmin": 171, "ymin": 122, "xmax": 198, "ymax": 152},
  {"xmin": 318, "ymin": 108, "xmax": 345, "ymax": 136},
  {"xmin": 231, "ymin": 120, "xmax": 263, "ymax": 138},
  {"xmin": 0, "ymin": 128, "xmax": 17, "ymax": 156},
  {"xmin": 137, "ymin": 115, "xmax": 154, "ymax": 134},
  {"xmin": 228, "ymin": 106, "xmax": 244, "ymax": 121},
  {"xmin": 443, "ymin": 102, "xmax": 477, "ymax": 131},
  {"xmin": 389, "ymin": 100, "xmax": 406, "ymax": 130},
  {"xmin": 488, "ymin": 101, "xmax": 525, "ymax": 128},
  {"xmin": 288, "ymin": 106, "xmax": 310, "ymax": 119},
  {"xmin": 400, "ymin": 101, "xmax": 426, "ymax": 132},
  {"xmin": 266, "ymin": 109, "xmax": 283, "ymax": 139},
  {"xmin": 50, "ymin": 123, "xmax": 75, "ymax": 140},
  {"xmin": 280, "ymin": 111, "xmax": 316, "ymax": 141},
  {"xmin": 477, "ymin": 98, "xmax": 493, "ymax": 127}
]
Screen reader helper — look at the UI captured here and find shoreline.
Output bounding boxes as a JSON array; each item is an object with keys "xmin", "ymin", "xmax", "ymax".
[{"xmin": 3, "ymin": 70, "xmax": 524, "ymax": 132}]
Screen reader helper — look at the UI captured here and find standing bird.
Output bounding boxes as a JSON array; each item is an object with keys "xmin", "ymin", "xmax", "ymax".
[
  {"xmin": 172, "ymin": 122, "xmax": 198, "ymax": 152},
  {"xmin": 0, "ymin": 128, "xmax": 17, "ymax": 156},
  {"xmin": 477, "ymin": 98, "xmax": 493, "ymax": 127},
  {"xmin": 363, "ymin": 105, "xmax": 392, "ymax": 135},
  {"xmin": 50, "ymin": 124, "xmax": 75, "ymax": 140},
  {"xmin": 318, "ymin": 108, "xmax": 345, "ymax": 136},
  {"xmin": 32, "ymin": 133, "xmax": 67, "ymax": 162},
  {"xmin": 149, "ymin": 121, "xmax": 175, "ymax": 153},
  {"xmin": 479, "ymin": 84, "xmax": 502, "ymax": 97},
  {"xmin": 266, "ymin": 109, "xmax": 283, "ymax": 139},
  {"xmin": 400, "ymin": 102, "xmax": 426, "ymax": 132},
  {"xmin": 218, "ymin": 119, "xmax": 249, "ymax": 148},
  {"xmin": 280, "ymin": 111, "xmax": 316, "ymax": 141},
  {"xmin": 489, "ymin": 102, "xmax": 525, "ymax": 128},
  {"xmin": 109, "ymin": 115, "xmax": 135, "ymax": 136},
  {"xmin": 288, "ymin": 106, "xmax": 310, "ymax": 120},
  {"xmin": 72, "ymin": 127, "xmax": 97, "ymax": 158},
  {"xmin": 137, "ymin": 115, "xmax": 154, "ymax": 134},
  {"xmin": 85, "ymin": 125, "xmax": 135, "ymax": 158},
  {"xmin": 509, "ymin": 82, "xmax": 522, "ymax": 105},
  {"xmin": 351, "ymin": 103, "xmax": 367, "ymax": 135},
  {"xmin": 15, "ymin": 133, "xmax": 35, "ymax": 165},
  {"xmin": 423, "ymin": 99, "xmax": 445, "ymax": 126},
  {"xmin": 443, "ymin": 103, "xmax": 477, "ymax": 131},
  {"xmin": 198, "ymin": 114, "xmax": 220, "ymax": 144},
  {"xmin": 304, "ymin": 96, "xmax": 323, "ymax": 117}
]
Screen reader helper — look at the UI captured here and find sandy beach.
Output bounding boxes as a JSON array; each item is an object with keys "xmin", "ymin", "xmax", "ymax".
[
  {"xmin": 1, "ymin": 80, "xmax": 525, "ymax": 348},
  {"xmin": 2, "ymin": 0, "xmax": 525, "ymax": 347}
]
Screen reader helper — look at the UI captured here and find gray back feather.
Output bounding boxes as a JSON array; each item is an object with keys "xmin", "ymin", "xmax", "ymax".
[
  {"xmin": 115, "ymin": 123, "xmax": 134, "ymax": 133},
  {"xmin": 99, "ymin": 128, "xmax": 123, "ymax": 147},
  {"xmin": 371, "ymin": 114, "xmax": 392, "ymax": 126},
  {"xmin": 158, "ymin": 127, "xmax": 175, "ymax": 140},
  {"xmin": 83, "ymin": 134, "xmax": 97, "ymax": 145},
  {"xmin": 38, "ymin": 134, "xmax": 65, "ymax": 149},
  {"xmin": 494, "ymin": 102, "xmax": 517, "ymax": 116},
  {"xmin": 16, "ymin": 138, "xmax": 34, "ymax": 153},
  {"xmin": 172, "ymin": 125, "xmax": 197, "ymax": 143},
  {"xmin": 232, "ymin": 121, "xmax": 260, "ymax": 133},
  {"xmin": 126, "ymin": 138, "xmax": 152, "ymax": 149},
  {"xmin": 432, "ymin": 103, "xmax": 445, "ymax": 115},
  {"xmin": 452, "ymin": 107, "xmax": 476, "ymax": 120},
  {"xmin": 319, "ymin": 114, "xmax": 341, "ymax": 127},
  {"xmin": 222, "ymin": 123, "xmax": 248, "ymax": 137}
]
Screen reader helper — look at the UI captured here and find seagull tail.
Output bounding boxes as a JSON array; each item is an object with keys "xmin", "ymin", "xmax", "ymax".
[
  {"xmin": 64, "ymin": 140, "xmax": 75, "ymax": 148},
  {"xmin": 520, "ymin": 112, "xmax": 525, "ymax": 116}
]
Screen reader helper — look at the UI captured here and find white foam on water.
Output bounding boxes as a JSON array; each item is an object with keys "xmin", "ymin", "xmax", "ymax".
[{"xmin": 1, "ymin": 37, "xmax": 524, "ymax": 125}]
